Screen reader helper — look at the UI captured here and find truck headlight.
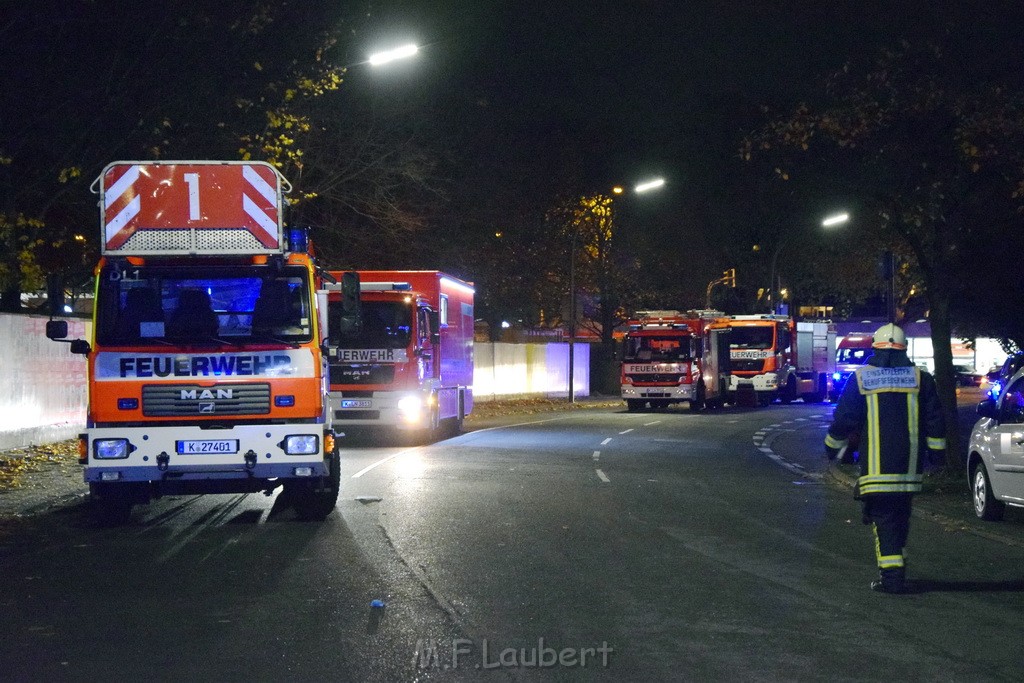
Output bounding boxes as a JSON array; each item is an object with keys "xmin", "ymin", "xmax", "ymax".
[
  {"xmin": 397, "ymin": 395, "xmax": 423, "ymax": 422},
  {"xmin": 94, "ymin": 438, "xmax": 130, "ymax": 460},
  {"xmin": 283, "ymin": 435, "xmax": 319, "ymax": 455}
]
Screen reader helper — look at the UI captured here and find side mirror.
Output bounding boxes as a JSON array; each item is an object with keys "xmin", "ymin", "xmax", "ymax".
[
  {"xmin": 46, "ymin": 320, "xmax": 69, "ymax": 340},
  {"xmin": 70, "ymin": 339, "xmax": 91, "ymax": 355},
  {"xmin": 977, "ymin": 398, "xmax": 999, "ymax": 420}
]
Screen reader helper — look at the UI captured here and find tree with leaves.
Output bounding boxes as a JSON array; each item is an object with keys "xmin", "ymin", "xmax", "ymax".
[{"xmin": 744, "ymin": 39, "xmax": 1024, "ymax": 465}]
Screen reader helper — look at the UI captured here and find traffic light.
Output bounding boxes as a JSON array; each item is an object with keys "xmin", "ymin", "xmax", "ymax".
[{"xmin": 338, "ymin": 271, "xmax": 362, "ymax": 336}]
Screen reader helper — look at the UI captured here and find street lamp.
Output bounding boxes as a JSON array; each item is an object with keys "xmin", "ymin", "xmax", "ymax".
[
  {"xmin": 767, "ymin": 211, "xmax": 849, "ymax": 314},
  {"xmin": 567, "ymin": 179, "xmax": 665, "ymax": 402},
  {"xmin": 367, "ymin": 43, "xmax": 419, "ymax": 66}
]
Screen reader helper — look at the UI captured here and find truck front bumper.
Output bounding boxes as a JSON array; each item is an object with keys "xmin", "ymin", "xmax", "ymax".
[
  {"xmin": 621, "ymin": 384, "xmax": 694, "ymax": 401},
  {"xmin": 82, "ymin": 424, "xmax": 329, "ymax": 484}
]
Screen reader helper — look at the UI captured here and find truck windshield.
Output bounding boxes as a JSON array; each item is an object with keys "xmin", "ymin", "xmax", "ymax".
[
  {"xmin": 94, "ymin": 264, "xmax": 313, "ymax": 346},
  {"xmin": 837, "ymin": 347, "xmax": 872, "ymax": 364},
  {"xmin": 729, "ymin": 326, "xmax": 774, "ymax": 350},
  {"xmin": 623, "ymin": 335, "xmax": 692, "ymax": 362},
  {"xmin": 331, "ymin": 300, "xmax": 412, "ymax": 350}
]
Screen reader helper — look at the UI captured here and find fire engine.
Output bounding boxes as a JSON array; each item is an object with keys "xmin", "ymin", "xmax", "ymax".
[
  {"xmin": 708, "ymin": 314, "xmax": 836, "ymax": 406},
  {"xmin": 620, "ymin": 310, "xmax": 731, "ymax": 412},
  {"xmin": 46, "ymin": 161, "xmax": 339, "ymax": 523},
  {"xmin": 325, "ymin": 270, "xmax": 474, "ymax": 440},
  {"xmin": 829, "ymin": 332, "xmax": 874, "ymax": 401}
]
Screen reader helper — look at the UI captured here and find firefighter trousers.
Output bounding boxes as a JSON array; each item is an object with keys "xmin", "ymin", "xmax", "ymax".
[{"xmin": 862, "ymin": 493, "xmax": 913, "ymax": 573}]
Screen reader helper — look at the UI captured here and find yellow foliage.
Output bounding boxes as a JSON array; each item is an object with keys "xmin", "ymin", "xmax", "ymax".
[{"xmin": 57, "ymin": 167, "xmax": 82, "ymax": 184}]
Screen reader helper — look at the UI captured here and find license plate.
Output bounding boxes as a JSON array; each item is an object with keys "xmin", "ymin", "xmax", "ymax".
[
  {"xmin": 176, "ymin": 439, "xmax": 239, "ymax": 454},
  {"xmin": 341, "ymin": 399, "xmax": 372, "ymax": 408}
]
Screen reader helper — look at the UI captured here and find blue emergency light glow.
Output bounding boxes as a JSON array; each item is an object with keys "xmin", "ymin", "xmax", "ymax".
[
  {"xmin": 832, "ymin": 372, "xmax": 842, "ymax": 381},
  {"xmin": 118, "ymin": 398, "xmax": 139, "ymax": 410},
  {"xmin": 275, "ymin": 395, "xmax": 296, "ymax": 407},
  {"xmin": 287, "ymin": 227, "xmax": 308, "ymax": 253}
]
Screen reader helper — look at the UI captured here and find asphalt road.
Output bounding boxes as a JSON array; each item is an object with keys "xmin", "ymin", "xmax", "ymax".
[{"xmin": 3, "ymin": 398, "xmax": 1024, "ymax": 681}]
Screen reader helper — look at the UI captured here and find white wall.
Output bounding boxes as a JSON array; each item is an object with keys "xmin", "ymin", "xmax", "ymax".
[
  {"xmin": 0, "ymin": 314, "xmax": 590, "ymax": 448},
  {"xmin": 0, "ymin": 314, "xmax": 89, "ymax": 450},
  {"xmin": 472, "ymin": 342, "xmax": 590, "ymax": 401}
]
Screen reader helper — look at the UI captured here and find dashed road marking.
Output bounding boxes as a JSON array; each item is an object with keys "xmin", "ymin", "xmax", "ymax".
[{"xmin": 596, "ymin": 469, "xmax": 610, "ymax": 483}]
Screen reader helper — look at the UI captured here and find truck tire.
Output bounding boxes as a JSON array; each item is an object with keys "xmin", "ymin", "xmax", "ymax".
[
  {"xmin": 689, "ymin": 383, "xmax": 706, "ymax": 412},
  {"xmin": 626, "ymin": 399, "xmax": 645, "ymax": 412},
  {"xmin": 779, "ymin": 376, "xmax": 797, "ymax": 404},
  {"xmin": 802, "ymin": 374, "xmax": 828, "ymax": 403},
  {"xmin": 89, "ymin": 482, "xmax": 134, "ymax": 526},
  {"xmin": 290, "ymin": 446, "xmax": 341, "ymax": 521}
]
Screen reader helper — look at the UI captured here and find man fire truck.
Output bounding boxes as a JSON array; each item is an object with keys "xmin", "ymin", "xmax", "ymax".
[
  {"xmin": 325, "ymin": 270, "xmax": 474, "ymax": 440},
  {"xmin": 46, "ymin": 160, "xmax": 339, "ymax": 523},
  {"xmin": 620, "ymin": 310, "xmax": 730, "ymax": 412},
  {"xmin": 709, "ymin": 314, "xmax": 835, "ymax": 406}
]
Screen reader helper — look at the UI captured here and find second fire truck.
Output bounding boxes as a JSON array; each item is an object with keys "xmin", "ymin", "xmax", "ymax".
[{"xmin": 620, "ymin": 310, "xmax": 731, "ymax": 412}]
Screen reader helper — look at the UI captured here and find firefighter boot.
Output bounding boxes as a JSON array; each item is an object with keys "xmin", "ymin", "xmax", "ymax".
[{"xmin": 870, "ymin": 567, "xmax": 907, "ymax": 594}]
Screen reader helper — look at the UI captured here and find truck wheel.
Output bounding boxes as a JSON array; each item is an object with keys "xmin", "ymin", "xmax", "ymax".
[
  {"xmin": 626, "ymin": 399, "xmax": 645, "ymax": 412},
  {"xmin": 780, "ymin": 377, "xmax": 797, "ymax": 404},
  {"xmin": 291, "ymin": 447, "xmax": 341, "ymax": 521},
  {"xmin": 689, "ymin": 383, "xmax": 706, "ymax": 412},
  {"xmin": 803, "ymin": 374, "xmax": 828, "ymax": 403},
  {"xmin": 89, "ymin": 483, "xmax": 133, "ymax": 526}
]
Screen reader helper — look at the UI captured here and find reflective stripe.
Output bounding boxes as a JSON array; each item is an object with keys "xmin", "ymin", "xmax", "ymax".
[
  {"xmin": 859, "ymin": 472, "xmax": 924, "ymax": 495},
  {"xmin": 928, "ymin": 437, "xmax": 946, "ymax": 450},
  {"xmin": 860, "ymin": 483, "xmax": 925, "ymax": 493},
  {"xmin": 825, "ymin": 433, "xmax": 847, "ymax": 449},
  {"xmin": 867, "ymin": 394, "xmax": 881, "ymax": 476},
  {"xmin": 907, "ymin": 392, "xmax": 920, "ymax": 474},
  {"xmin": 873, "ymin": 525, "xmax": 906, "ymax": 569}
]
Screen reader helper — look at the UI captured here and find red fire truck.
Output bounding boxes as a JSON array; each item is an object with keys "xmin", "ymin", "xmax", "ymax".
[
  {"xmin": 46, "ymin": 161, "xmax": 338, "ymax": 523},
  {"xmin": 709, "ymin": 315, "xmax": 835, "ymax": 407},
  {"xmin": 325, "ymin": 270, "xmax": 474, "ymax": 440},
  {"xmin": 620, "ymin": 310, "xmax": 731, "ymax": 412}
]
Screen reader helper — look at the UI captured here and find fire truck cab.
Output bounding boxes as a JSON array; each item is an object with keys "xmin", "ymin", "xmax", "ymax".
[
  {"xmin": 46, "ymin": 161, "xmax": 338, "ymax": 523},
  {"xmin": 620, "ymin": 310, "xmax": 729, "ymax": 412}
]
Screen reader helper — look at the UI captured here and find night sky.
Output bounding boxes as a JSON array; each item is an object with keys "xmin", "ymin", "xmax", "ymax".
[{"xmin": 350, "ymin": 1, "xmax": 1019, "ymax": 194}]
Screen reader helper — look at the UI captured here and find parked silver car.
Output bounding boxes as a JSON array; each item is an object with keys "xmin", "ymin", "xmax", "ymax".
[{"xmin": 968, "ymin": 366, "xmax": 1024, "ymax": 520}]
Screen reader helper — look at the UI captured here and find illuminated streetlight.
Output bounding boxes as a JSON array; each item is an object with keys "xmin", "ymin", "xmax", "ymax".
[
  {"xmin": 368, "ymin": 44, "xmax": 419, "ymax": 66},
  {"xmin": 634, "ymin": 178, "xmax": 666, "ymax": 193},
  {"xmin": 567, "ymin": 178, "xmax": 665, "ymax": 402},
  {"xmin": 768, "ymin": 211, "xmax": 850, "ymax": 314},
  {"xmin": 822, "ymin": 212, "xmax": 849, "ymax": 228}
]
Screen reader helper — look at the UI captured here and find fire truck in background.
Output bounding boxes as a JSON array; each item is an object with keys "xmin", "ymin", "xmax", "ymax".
[
  {"xmin": 325, "ymin": 270, "xmax": 474, "ymax": 440},
  {"xmin": 709, "ymin": 315, "xmax": 835, "ymax": 406},
  {"xmin": 620, "ymin": 310, "xmax": 731, "ymax": 412},
  {"xmin": 46, "ymin": 161, "xmax": 339, "ymax": 523},
  {"xmin": 828, "ymin": 332, "xmax": 874, "ymax": 401}
]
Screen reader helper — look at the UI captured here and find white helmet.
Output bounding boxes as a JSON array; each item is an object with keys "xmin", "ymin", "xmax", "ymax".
[{"xmin": 872, "ymin": 323, "xmax": 907, "ymax": 350}]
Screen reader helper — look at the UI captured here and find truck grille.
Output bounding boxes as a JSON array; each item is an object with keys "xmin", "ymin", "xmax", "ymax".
[
  {"xmin": 731, "ymin": 360, "xmax": 765, "ymax": 372},
  {"xmin": 628, "ymin": 374, "xmax": 683, "ymax": 384},
  {"xmin": 329, "ymin": 364, "xmax": 395, "ymax": 385},
  {"xmin": 142, "ymin": 383, "xmax": 271, "ymax": 417}
]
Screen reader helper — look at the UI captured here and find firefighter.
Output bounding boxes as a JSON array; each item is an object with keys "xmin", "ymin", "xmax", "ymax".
[{"xmin": 824, "ymin": 323, "xmax": 945, "ymax": 594}]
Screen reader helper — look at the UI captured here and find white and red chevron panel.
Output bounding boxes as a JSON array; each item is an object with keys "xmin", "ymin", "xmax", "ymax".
[{"xmin": 98, "ymin": 161, "xmax": 284, "ymax": 255}]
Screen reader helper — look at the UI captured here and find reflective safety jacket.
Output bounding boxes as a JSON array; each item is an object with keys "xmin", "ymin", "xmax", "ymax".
[{"xmin": 825, "ymin": 350, "xmax": 945, "ymax": 495}]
